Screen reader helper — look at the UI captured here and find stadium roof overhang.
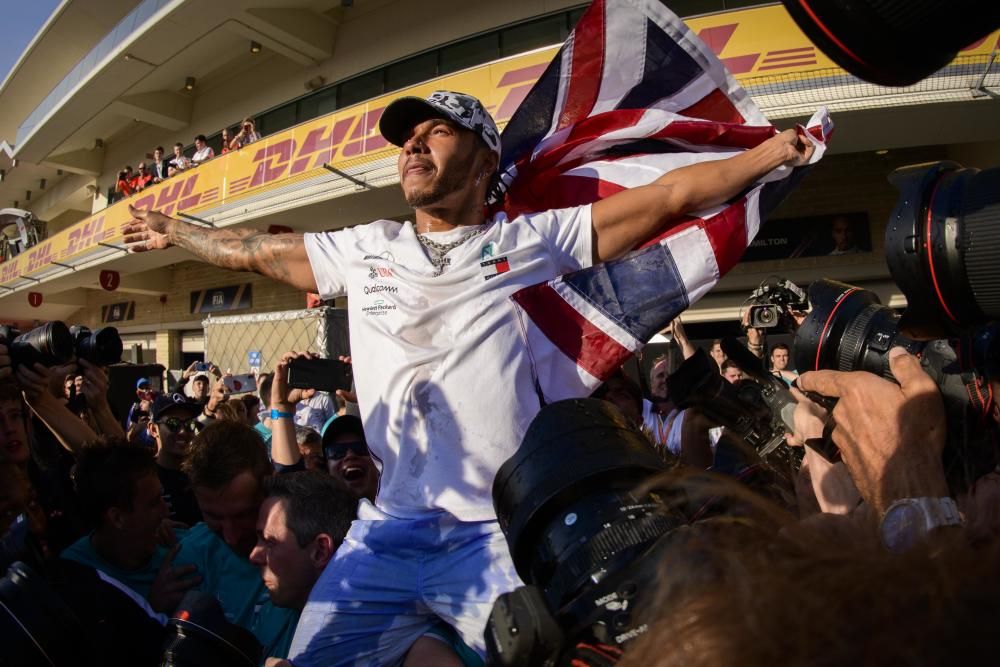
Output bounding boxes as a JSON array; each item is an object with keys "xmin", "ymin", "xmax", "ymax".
[{"xmin": 11, "ymin": 0, "xmax": 344, "ymax": 166}]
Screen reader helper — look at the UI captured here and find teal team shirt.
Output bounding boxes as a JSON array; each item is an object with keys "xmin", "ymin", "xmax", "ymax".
[
  {"xmin": 60, "ymin": 533, "xmax": 178, "ymax": 599},
  {"xmin": 173, "ymin": 522, "xmax": 299, "ymax": 660}
]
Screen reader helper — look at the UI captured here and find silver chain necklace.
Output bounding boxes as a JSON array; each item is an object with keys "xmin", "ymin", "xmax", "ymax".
[{"xmin": 417, "ymin": 225, "xmax": 487, "ymax": 275}]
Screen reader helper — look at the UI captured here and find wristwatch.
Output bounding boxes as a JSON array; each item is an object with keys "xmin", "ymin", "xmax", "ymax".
[{"xmin": 879, "ymin": 497, "xmax": 962, "ymax": 553}]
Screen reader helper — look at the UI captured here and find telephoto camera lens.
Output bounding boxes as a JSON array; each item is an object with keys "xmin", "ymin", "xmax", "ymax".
[
  {"xmin": 488, "ymin": 399, "xmax": 682, "ymax": 665},
  {"xmin": 780, "ymin": 0, "xmax": 1000, "ymax": 86},
  {"xmin": 69, "ymin": 325, "xmax": 124, "ymax": 365},
  {"xmin": 793, "ymin": 279, "xmax": 920, "ymax": 378},
  {"xmin": 886, "ymin": 161, "xmax": 1000, "ymax": 339},
  {"xmin": 2, "ymin": 322, "xmax": 75, "ymax": 369}
]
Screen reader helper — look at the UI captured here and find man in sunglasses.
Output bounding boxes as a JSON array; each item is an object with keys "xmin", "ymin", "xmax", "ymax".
[
  {"xmin": 321, "ymin": 415, "xmax": 378, "ymax": 502},
  {"xmin": 148, "ymin": 394, "xmax": 203, "ymax": 527}
]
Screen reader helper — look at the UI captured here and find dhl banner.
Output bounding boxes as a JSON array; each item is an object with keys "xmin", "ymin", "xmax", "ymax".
[{"xmin": 1, "ymin": 4, "xmax": 997, "ymax": 288}]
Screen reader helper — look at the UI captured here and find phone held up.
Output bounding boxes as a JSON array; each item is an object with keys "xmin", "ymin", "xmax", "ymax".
[{"xmin": 286, "ymin": 357, "xmax": 353, "ymax": 394}]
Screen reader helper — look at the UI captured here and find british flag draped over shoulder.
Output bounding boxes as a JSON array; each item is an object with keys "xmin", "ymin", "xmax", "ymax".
[{"xmin": 488, "ymin": 0, "xmax": 832, "ymax": 402}]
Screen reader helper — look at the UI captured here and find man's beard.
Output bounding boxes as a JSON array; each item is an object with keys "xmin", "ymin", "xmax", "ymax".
[{"xmin": 404, "ymin": 154, "xmax": 477, "ymax": 208}]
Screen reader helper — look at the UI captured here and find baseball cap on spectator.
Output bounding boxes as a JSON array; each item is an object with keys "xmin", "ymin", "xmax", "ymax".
[
  {"xmin": 379, "ymin": 90, "xmax": 501, "ymax": 159},
  {"xmin": 151, "ymin": 393, "xmax": 201, "ymax": 421},
  {"xmin": 136, "ymin": 378, "xmax": 150, "ymax": 389},
  {"xmin": 191, "ymin": 371, "xmax": 211, "ymax": 383},
  {"xmin": 321, "ymin": 415, "xmax": 366, "ymax": 453}
]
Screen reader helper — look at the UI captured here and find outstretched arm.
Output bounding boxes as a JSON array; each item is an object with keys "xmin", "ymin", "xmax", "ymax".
[
  {"xmin": 591, "ymin": 128, "xmax": 814, "ymax": 262},
  {"xmin": 123, "ymin": 206, "xmax": 318, "ymax": 292}
]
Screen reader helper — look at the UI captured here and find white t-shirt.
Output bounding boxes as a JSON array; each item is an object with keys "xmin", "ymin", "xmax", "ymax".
[
  {"xmin": 295, "ymin": 393, "xmax": 336, "ymax": 433},
  {"xmin": 304, "ymin": 207, "xmax": 592, "ymax": 521},
  {"xmin": 192, "ymin": 146, "xmax": 215, "ymax": 164}
]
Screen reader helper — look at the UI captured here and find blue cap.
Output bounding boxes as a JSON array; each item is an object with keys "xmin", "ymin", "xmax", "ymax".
[{"xmin": 136, "ymin": 378, "xmax": 151, "ymax": 389}]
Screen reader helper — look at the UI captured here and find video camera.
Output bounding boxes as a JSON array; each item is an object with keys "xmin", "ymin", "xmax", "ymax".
[{"xmin": 0, "ymin": 322, "xmax": 123, "ymax": 369}]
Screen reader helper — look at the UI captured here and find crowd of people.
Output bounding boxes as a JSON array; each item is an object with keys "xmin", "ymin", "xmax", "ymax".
[
  {"xmin": 112, "ymin": 117, "xmax": 262, "ymax": 202},
  {"xmin": 3, "ymin": 82, "xmax": 999, "ymax": 667}
]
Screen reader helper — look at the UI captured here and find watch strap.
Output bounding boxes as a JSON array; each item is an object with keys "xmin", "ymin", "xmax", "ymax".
[{"xmin": 880, "ymin": 497, "xmax": 962, "ymax": 553}]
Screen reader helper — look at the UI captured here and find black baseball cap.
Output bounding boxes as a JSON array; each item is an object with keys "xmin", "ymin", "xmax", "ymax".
[
  {"xmin": 151, "ymin": 393, "xmax": 201, "ymax": 421},
  {"xmin": 379, "ymin": 90, "xmax": 501, "ymax": 159}
]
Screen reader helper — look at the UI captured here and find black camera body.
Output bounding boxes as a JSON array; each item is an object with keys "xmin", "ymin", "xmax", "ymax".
[
  {"xmin": 746, "ymin": 278, "xmax": 809, "ymax": 330},
  {"xmin": 668, "ymin": 341, "xmax": 796, "ymax": 461}
]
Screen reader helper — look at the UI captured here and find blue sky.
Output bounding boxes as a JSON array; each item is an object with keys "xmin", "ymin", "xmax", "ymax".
[{"xmin": 0, "ymin": 0, "xmax": 62, "ymax": 84}]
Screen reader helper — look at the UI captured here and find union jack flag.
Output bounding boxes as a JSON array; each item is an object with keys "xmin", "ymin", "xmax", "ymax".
[{"xmin": 490, "ymin": 0, "xmax": 832, "ymax": 402}]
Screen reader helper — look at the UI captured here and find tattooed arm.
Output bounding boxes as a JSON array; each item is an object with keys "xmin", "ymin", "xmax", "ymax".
[{"xmin": 123, "ymin": 205, "xmax": 317, "ymax": 292}]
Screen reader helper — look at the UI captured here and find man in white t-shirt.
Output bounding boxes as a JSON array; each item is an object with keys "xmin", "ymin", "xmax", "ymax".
[
  {"xmin": 191, "ymin": 134, "xmax": 215, "ymax": 165},
  {"xmin": 124, "ymin": 90, "xmax": 813, "ymax": 665}
]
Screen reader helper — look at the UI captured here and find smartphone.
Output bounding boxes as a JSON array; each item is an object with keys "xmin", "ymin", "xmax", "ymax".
[
  {"xmin": 287, "ymin": 357, "xmax": 353, "ymax": 394},
  {"xmin": 223, "ymin": 374, "xmax": 257, "ymax": 394},
  {"xmin": 195, "ymin": 362, "xmax": 210, "ymax": 372}
]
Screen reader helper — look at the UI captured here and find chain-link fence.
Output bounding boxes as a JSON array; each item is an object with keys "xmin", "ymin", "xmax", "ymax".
[{"xmin": 202, "ymin": 307, "xmax": 349, "ymax": 374}]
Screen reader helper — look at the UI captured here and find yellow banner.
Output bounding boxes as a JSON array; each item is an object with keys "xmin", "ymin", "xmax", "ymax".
[{"xmin": 2, "ymin": 3, "xmax": 997, "ymax": 287}]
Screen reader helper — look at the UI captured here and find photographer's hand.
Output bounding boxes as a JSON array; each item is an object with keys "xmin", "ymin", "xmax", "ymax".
[
  {"xmin": 797, "ymin": 347, "xmax": 948, "ymax": 514},
  {"xmin": 671, "ymin": 318, "xmax": 696, "ymax": 361},
  {"xmin": 16, "ymin": 362, "xmax": 98, "ymax": 455},
  {"xmin": 79, "ymin": 360, "xmax": 126, "ymax": 439}
]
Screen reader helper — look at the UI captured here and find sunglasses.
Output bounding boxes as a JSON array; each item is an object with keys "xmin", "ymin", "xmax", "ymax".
[
  {"xmin": 323, "ymin": 440, "xmax": 368, "ymax": 461},
  {"xmin": 158, "ymin": 417, "xmax": 199, "ymax": 433}
]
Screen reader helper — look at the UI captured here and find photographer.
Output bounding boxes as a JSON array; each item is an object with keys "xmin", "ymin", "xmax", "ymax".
[{"xmin": 229, "ymin": 117, "xmax": 261, "ymax": 150}]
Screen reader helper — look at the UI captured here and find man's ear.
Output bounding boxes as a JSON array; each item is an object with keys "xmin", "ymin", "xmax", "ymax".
[
  {"xmin": 148, "ymin": 421, "xmax": 158, "ymax": 438},
  {"xmin": 106, "ymin": 506, "xmax": 125, "ymax": 529},
  {"xmin": 311, "ymin": 534, "xmax": 337, "ymax": 569}
]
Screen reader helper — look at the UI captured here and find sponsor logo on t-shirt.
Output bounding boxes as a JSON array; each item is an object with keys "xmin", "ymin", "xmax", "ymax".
[
  {"xmin": 362, "ymin": 299, "xmax": 397, "ymax": 316},
  {"xmin": 368, "ymin": 265, "xmax": 394, "ymax": 280},
  {"xmin": 363, "ymin": 284, "xmax": 399, "ymax": 295},
  {"xmin": 480, "ymin": 256, "xmax": 510, "ymax": 281},
  {"xmin": 363, "ymin": 251, "xmax": 395, "ymax": 262},
  {"xmin": 481, "ymin": 242, "xmax": 496, "ymax": 260}
]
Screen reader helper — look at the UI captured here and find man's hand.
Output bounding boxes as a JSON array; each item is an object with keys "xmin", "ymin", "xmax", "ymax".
[
  {"xmin": 797, "ymin": 347, "xmax": 948, "ymax": 514},
  {"xmin": 334, "ymin": 355, "xmax": 357, "ymax": 404},
  {"xmin": 149, "ymin": 544, "xmax": 201, "ymax": 614},
  {"xmin": 16, "ymin": 362, "xmax": 55, "ymax": 401},
  {"xmin": 670, "ymin": 318, "xmax": 696, "ymax": 360},
  {"xmin": 123, "ymin": 206, "xmax": 174, "ymax": 252},
  {"xmin": 181, "ymin": 361, "xmax": 198, "ymax": 380},
  {"xmin": 78, "ymin": 360, "xmax": 109, "ymax": 406},
  {"xmin": 787, "ymin": 386, "xmax": 828, "ymax": 446},
  {"xmin": 765, "ymin": 128, "xmax": 815, "ymax": 168},
  {"xmin": 205, "ymin": 378, "xmax": 230, "ymax": 414},
  {"xmin": 272, "ymin": 351, "xmax": 317, "ymax": 408}
]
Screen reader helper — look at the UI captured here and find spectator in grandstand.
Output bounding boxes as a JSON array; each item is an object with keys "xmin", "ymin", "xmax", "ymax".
[
  {"xmin": 167, "ymin": 142, "xmax": 191, "ymax": 176},
  {"xmin": 220, "ymin": 127, "xmax": 235, "ymax": 155},
  {"xmin": 721, "ymin": 359, "xmax": 744, "ymax": 384},
  {"xmin": 230, "ymin": 117, "xmax": 261, "ymax": 150},
  {"xmin": 148, "ymin": 393, "xmax": 202, "ymax": 527},
  {"xmin": 150, "ymin": 146, "xmax": 170, "ymax": 183},
  {"xmin": 115, "ymin": 166, "xmax": 135, "ymax": 199},
  {"xmin": 132, "ymin": 162, "xmax": 153, "ymax": 191},
  {"xmin": 61, "ymin": 441, "xmax": 201, "ymax": 612},
  {"xmin": 125, "ymin": 89, "xmax": 814, "ymax": 664},
  {"xmin": 191, "ymin": 134, "xmax": 215, "ymax": 165},
  {"xmin": 174, "ymin": 420, "xmax": 299, "ymax": 659}
]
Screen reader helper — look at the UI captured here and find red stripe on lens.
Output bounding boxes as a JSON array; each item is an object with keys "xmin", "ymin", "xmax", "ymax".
[
  {"xmin": 814, "ymin": 288, "xmax": 860, "ymax": 371},
  {"xmin": 797, "ymin": 0, "xmax": 868, "ymax": 68},
  {"xmin": 924, "ymin": 176, "xmax": 958, "ymax": 323}
]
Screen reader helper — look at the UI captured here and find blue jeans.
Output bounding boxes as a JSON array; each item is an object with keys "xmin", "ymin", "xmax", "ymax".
[{"xmin": 287, "ymin": 500, "xmax": 522, "ymax": 667}]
